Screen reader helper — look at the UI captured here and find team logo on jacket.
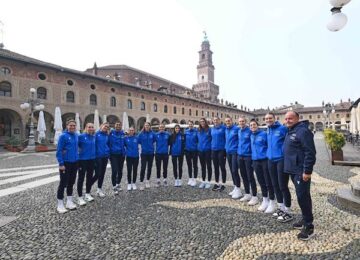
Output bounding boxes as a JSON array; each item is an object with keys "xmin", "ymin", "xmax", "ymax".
[{"xmin": 290, "ymin": 133, "xmax": 296, "ymax": 141}]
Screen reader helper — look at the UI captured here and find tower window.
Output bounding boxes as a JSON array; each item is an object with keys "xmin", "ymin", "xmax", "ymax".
[
  {"xmin": 66, "ymin": 91, "xmax": 75, "ymax": 103},
  {"xmin": 127, "ymin": 99, "xmax": 132, "ymax": 109},
  {"xmin": 90, "ymin": 94, "xmax": 97, "ymax": 106},
  {"xmin": 110, "ymin": 96, "xmax": 116, "ymax": 107},
  {"xmin": 202, "ymin": 53, "xmax": 205, "ymax": 60},
  {"xmin": 164, "ymin": 105, "xmax": 168, "ymax": 113},
  {"xmin": 141, "ymin": 102, "xmax": 146, "ymax": 111}
]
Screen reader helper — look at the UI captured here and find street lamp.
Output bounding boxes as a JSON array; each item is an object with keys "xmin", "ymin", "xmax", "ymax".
[
  {"xmin": 20, "ymin": 88, "xmax": 45, "ymax": 152},
  {"xmin": 323, "ymin": 102, "xmax": 335, "ymax": 129},
  {"xmin": 327, "ymin": 0, "xmax": 352, "ymax": 32}
]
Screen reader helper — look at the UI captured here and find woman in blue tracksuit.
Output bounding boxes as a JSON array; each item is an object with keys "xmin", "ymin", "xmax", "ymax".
[
  {"xmin": 170, "ymin": 124, "xmax": 185, "ymax": 187},
  {"xmin": 225, "ymin": 117, "xmax": 240, "ymax": 198},
  {"xmin": 266, "ymin": 112, "xmax": 292, "ymax": 220},
  {"xmin": 95, "ymin": 122, "xmax": 110, "ymax": 197},
  {"xmin": 56, "ymin": 119, "xmax": 78, "ymax": 214},
  {"xmin": 238, "ymin": 117, "xmax": 257, "ymax": 203},
  {"xmin": 109, "ymin": 121, "xmax": 126, "ymax": 195},
  {"xmin": 185, "ymin": 120, "xmax": 198, "ymax": 187},
  {"xmin": 77, "ymin": 122, "xmax": 96, "ymax": 205},
  {"xmin": 124, "ymin": 127, "xmax": 139, "ymax": 191},
  {"xmin": 211, "ymin": 117, "xmax": 226, "ymax": 191},
  {"xmin": 138, "ymin": 122, "xmax": 155, "ymax": 190},
  {"xmin": 249, "ymin": 119, "xmax": 275, "ymax": 212},
  {"xmin": 197, "ymin": 118, "xmax": 212, "ymax": 189},
  {"xmin": 155, "ymin": 123, "xmax": 170, "ymax": 186}
]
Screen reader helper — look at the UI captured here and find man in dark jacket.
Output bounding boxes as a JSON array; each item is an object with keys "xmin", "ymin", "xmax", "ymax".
[{"xmin": 284, "ymin": 111, "xmax": 316, "ymax": 241}]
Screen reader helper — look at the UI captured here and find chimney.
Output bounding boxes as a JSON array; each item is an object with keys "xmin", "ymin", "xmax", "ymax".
[{"xmin": 93, "ymin": 62, "xmax": 98, "ymax": 76}]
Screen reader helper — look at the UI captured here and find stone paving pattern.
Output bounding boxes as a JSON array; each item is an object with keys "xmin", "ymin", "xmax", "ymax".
[{"xmin": 0, "ymin": 133, "xmax": 359, "ymax": 259}]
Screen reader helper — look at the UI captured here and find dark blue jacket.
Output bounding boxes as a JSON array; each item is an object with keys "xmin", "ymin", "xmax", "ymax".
[
  {"xmin": 185, "ymin": 128, "xmax": 198, "ymax": 151},
  {"xmin": 138, "ymin": 130, "xmax": 155, "ymax": 155},
  {"xmin": 56, "ymin": 131, "xmax": 78, "ymax": 166},
  {"xmin": 284, "ymin": 121, "xmax": 316, "ymax": 175},
  {"xmin": 170, "ymin": 132, "xmax": 185, "ymax": 156},
  {"xmin": 267, "ymin": 121, "xmax": 288, "ymax": 161},
  {"xmin": 237, "ymin": 126, "xmax": 252, "ymax": 157},
  {"xmin": 155, "ymin": 131, "xmax": 170, "ymax": 155},
  {"xmin": 124, "ymin": 135, "xmax": 139, "ymax": 158},
  {"xmin": 250, "ymin": 130, "xmax": 267, "ymax": 160},
  {"xmin": 95, "ymin": 131, "xmax": 110, "ymax": 158},
  {"xmin": 211, "ymin": 124, "xmax": 226, "ymax": 151},
  {"xmin": 197, "ymin": 128, "xmax": 212, "ymax": 152},
  {"xmin": 225, "ymin": 124, "xmax": 239, "ymax": 154},
  {"xmin": 78, "ymin": 133, "xmax": 95, "ymax": 160},
  {"xmin": 109, "ymin": 130, "xmax": 125, "ymax": 155}
]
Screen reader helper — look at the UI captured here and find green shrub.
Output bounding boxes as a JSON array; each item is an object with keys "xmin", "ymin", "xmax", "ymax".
[
  {"xmin": 324, "ymin": 129, "xmax": 345, "ymax": 151},
  {"xmin": 5, "ymin": 136, "xmax": 21, "ymax": 146}
]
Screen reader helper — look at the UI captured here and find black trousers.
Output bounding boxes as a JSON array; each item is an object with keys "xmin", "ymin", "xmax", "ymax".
[
  {"xmin": 172, "ymin": 155, "xmax": 184, "ymax": 179},
  {"xmin": 238, "ymin": 156, "xmax": 256, "ymax": 196},
  {"xmin": 227, "ymin": 153, "xmax": 240, "ymax": 188},
  {"xmin": 185, "ymin": 151, "xmax": 198, "ymax": 179},
  {"xmin": 95, "ymin": 157, "xmax": 108, "ymax": 189},
  {"xmin": 140, "ymin": 154, "xmax": 154, "ymax": 182},
  {"xmin": 57, "ymin": 162, "xmax": 78, "ymax": 200},
  {"xmin": 253, "ymin": 159, "xmax": 274, "ymax": 200},
  {"xmin": 199, "ymin": 150, "xmax": 212, "ymax": 182},
  {"xmin": 126, "ymin": 157, "xmax": 139, "ymax": 184},
  {"xmin": 212, "ymin": 150, "xmax": 226, "ymax": 183},
  {"xmin": 155, "ymin": 154, "xmax": 169, "ymax": 179},
  {"xmin": 268, "ymin": 159, "xmax": 291, "ymax": 207},
  {"xmin": 110, "ymin": 154, "xmax": 125, "ymax": 187},
  {"xmin": 292, "ymin": 174, "xmax": 313, "ymax": 227},
  {"xmin": 77, "ymin": 159, "xmax": 96, "ymax": 196}
]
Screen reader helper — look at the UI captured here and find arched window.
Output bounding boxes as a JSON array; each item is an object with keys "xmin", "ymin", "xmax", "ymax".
[
  {"xmin": 173, "ymin": 106, "xmax": 177, "ymax": 114},
  {"xmin": 0, "ymin": 81, "xmax": 12, "ymax": 97},
  {"xmin": 182, "ymin": 107, "xmax": 185, "ymax": 115},
  {"xmin": 153, "ymin": 103, "xmax": 158, "ymax": 112},
  {"xmin": 141, "ymin": 102, "xmax": 145, "ymax": 111},
  {"xmin": 189, "ymin": 109, "xmax": 192, "ymax": 116},
  {"xmin": 164, "ymin": 105, "xmax": 168, "ymax": 113},
  {"xmin": 66, "ymin": 91, "xmax": 75, "ymax": 103},
  {"xmin": 110, "ymin": 96, "xmax": 116, "ymax": 107},
  {"xmin": 127, "ymin": 99, "xmax": 132, "ymax": 109},
  {"xmin": 196, "ymin": 110, "xmax": 198, "ymax": 116},
  {"xmin": 37, "ymin": 87, "xmax": 47, "ymax": 99},
  {"xmin": 90, "ymin": 94, "xmax": 97, "ymax": 106}
]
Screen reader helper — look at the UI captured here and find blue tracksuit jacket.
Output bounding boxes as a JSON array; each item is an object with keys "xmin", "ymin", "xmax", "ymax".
[
  {"xmin": 95, "ymin": 131, "xmax": 110, "ymax": 158},
  {"xmin": 138, "ymin": 130, "xmax": 155, "ymax": 155},
  {"xmin": 266, "ymin": 121, "xmax": 288, "ymax": 161},
  {"xmin": 78, "ymin": 133, "xmax": 95, "ymax": 160},
  {"xmin": 124, "ymin": 135, "xmax": 139, "ymax": 158},
  {"xmin": 155, "ymin": 131, "xmax": 170, "ymax": 155},
  {"xmin": 197, "ymin": 128, "xmax": 212, "ymax": 152},
  {"xmin": 109, "ymin": 130, "xmax": 125, "ymax": 155},
  {"xmin": 170, "ymin": 132, "xmax": 185, "ymax": 156},
  {"xmin": 237, "ymin": 126, "xmax": 252, "ymax": 157},
  {"xmin": 250, "ymin": 130, "xmax": 267, "ymax": 160},
  {"xmin": 56, "ymin": 131, "xmax": 78, "ymax": 166},
  {"xmin": 225, "ymin": 124, "xmax": 239, "ymax": 154},
  {"xmin": 211, "ymin": 124, "xmax": 226, "ymax": 151},
  {"xmin": 185, "ymin": 128, "xmax": 198, "ymax": 152}
]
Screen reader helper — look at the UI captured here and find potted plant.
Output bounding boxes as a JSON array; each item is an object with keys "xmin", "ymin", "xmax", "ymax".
[
  {"xmin": 324, "ymin": 129, "xmax": 346, "ymax": 163},
  {"xmin": 5, "ymin": 136, "xmax": 23, "ymax": 152}
]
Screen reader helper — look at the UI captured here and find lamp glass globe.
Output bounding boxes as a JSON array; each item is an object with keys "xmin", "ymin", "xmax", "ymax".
[{"xmin": 327, "ymin": 12, "xmax": 348, "ymax": 32}]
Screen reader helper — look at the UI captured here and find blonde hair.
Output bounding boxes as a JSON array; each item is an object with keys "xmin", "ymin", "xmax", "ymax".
[{"xmin": 83, "ymin": 123, "xmax": 95, "ymax": 134}]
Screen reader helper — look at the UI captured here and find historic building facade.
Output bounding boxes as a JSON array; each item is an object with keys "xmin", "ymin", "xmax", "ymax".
[{"xmin": 0, "ymin": 38, "xmax": 251, "ymax": 145}]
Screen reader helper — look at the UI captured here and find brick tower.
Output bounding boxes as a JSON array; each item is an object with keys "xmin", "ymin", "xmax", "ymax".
[{"xmin": 192, "ymin": 32, "xmax": 219, "ymax": 102}]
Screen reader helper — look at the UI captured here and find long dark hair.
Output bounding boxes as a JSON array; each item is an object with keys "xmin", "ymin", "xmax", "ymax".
[
  {"xmin": 170, "ymin": 124, "xmax": 182, "ymax": 143},
  {"xmin": 199, "ymin": 118, "xmax": 209, "ymax": 131}
]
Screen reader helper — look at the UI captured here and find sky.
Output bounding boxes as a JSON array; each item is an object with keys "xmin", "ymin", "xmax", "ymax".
[{"xmin": 0, "ymin": 0, "xmax": 359, "ymax": 110}]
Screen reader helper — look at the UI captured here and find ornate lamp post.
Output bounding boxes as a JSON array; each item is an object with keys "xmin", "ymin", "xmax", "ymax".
[
  {"xmin": 323, "ymin": 102, "xmax": 335, "ymax": 129},
  {"xmin": 20, "ymin": 88, "xmax": 45, "ymax": 152}
]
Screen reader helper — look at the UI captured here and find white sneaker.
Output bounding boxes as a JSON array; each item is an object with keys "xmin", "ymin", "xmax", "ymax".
[
  {"xmin": 174, "ymin": 179, "xmax": 179, "ymax": 187},
  {"xmin": 248, "ymin": 196, "xmax": 259, "ymax": 206},
  {"xmin": 84, "ymin": 193, "xmax": 94, "ymax": 202},
  {"xmin": 139, "ymin": 182, "xmax": 145, "ymax": 190},
  {"xmin": 199, "ymin": 181, "xmax": 206, "ymax": 189},
  {"xmin": 190, "ymin": 178, "xmax": 196, "ymax": 187},
  {"xmin": 57, "ymin": 200, "xmax": 68, "ymax": 214},
  {"xmin": 145, "ymin": 180, "xmax": 151, "ymax": 189},
  {"xmin": 156, "ymin": 179, "xmax": 161, "ymax": 187},
  {"xmin": 178, "ymin": 179, "xmax": 182, "ymax": 187},
  {"xmin": 163, "ymin": 179, "xmax": 168, "ymax": 186},
  {"xmin": 204, "ymin": 182, "xmax": 211, "ymax": 189},
  {"xmin": 264, "ymin": 200, "xmax": 276, "ymax": 214},
  {"xmin": 187, "ymin": 179, "xmax": 192, "ymax": 186},
  {"xmin": 65, "ymin": 197, "xmax": 77, "ymax": 210},
  {"xmin": 117, "ymin": 185, "xmax": 122, "ymax": 191},
  {"xmin": 78, "ymin": 197, "xmax": 87, "ymax": 206},
  {"xmin": 132, "ymin": 183, "xmax": 137, "ymax": 190},
  {"xmin": 240, "ymin": 193, "xmax": 252, "ymax": 202},
  {"xmin": 113, "ymin": 186, "xmax": 119, "ymax": 195},
  {"xmin": 229, "ymin": 186, "xmax": 236, "ymax": 196},
  {"xmin": 258, "ymin": 197, "xmax": 269, "ymax": 211},
  {"xmin": 127, "ymin": 184, "xmax": 132, "ymax": 191},
  {"xmin": 231, "ymin": 187, "xmax": 243, "ymax": 199},
  {"xmin": 97, "ymin": 188, "xmax": 106, "ymax": 198}
]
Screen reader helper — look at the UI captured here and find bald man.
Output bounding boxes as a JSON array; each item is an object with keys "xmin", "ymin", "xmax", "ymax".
[{"xmin": 283, "ymin": 111, "xmax": 316, "ymax": 241}]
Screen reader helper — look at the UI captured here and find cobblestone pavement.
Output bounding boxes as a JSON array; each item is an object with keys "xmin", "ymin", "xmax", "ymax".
[{"xmin": 0, "ymin": 133, "xmax": 359, "ymax": 259}]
